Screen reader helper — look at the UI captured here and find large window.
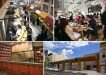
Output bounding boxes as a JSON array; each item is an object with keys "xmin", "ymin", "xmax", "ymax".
[{"xmin": 102, "ymin": 51, "xmax": 106, "ymax": 58}]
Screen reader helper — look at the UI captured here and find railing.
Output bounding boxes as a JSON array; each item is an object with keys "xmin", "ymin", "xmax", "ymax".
[{"xmin": 0, "ymin": 61, "xmax": 43, "ymax": 75}]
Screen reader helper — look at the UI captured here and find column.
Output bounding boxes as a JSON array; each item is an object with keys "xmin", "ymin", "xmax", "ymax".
[
  {"xmin": 77, "ymin": 61, "xmax": 81, "ymax": 71},
  {"xmin": 70, "ymin": 62, "xmax": 72, "ymax": 70},
  {"xmin": 96, "ymin": 54, "xmax": 101, "ymax": 72},
  {"xmin": 2, "ymin": 20, "xmax": 6, "ymax": 40}
]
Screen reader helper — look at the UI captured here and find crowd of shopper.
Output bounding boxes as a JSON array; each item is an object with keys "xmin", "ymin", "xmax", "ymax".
[
  {"xmin": 6, "ymin": 1, "xmax": 53, "ymax": 41},
  {"xmin": 55, "ymin": 11, "xmax": 106, "ymax": 41}
]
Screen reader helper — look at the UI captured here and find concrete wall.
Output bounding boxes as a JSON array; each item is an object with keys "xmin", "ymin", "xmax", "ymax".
[{"xmin": 52, "ymin": 53, "xmax": 67, "ymax": 62}]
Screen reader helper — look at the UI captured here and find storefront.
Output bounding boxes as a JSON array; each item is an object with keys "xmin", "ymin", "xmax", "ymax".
[
  {"xmin": 100, "ymin": 42, "xmax": 106, "ymax": 73},
  {"xmin": 49, "ymin": 53, "xmax": 100, "ymax": 72}
]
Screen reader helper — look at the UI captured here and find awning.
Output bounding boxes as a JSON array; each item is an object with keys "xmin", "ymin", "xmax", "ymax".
[
  {"xmin": 45, "ymin": 16, "xmax": 53, "ymax": 26},
  {"xmin": 35, "ymin": 10, "xmax": 41, "ymax": 14},
  {"xmin": 39, "ymin": 11, "xmax": 47, "ymax": 18}
]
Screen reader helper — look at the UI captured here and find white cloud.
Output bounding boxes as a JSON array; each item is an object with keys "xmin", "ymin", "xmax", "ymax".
[
  {"xmin": 44, "ymin": 42, "xmax": 55, "ymax": 50},
  {"xmin": 61, "ymin": 49, "xmax": 74, "ymax": 56},
  {"xmin": 66, "ymin": 41, "xmax": 89, "ymax": 48},
  {"xmin": 44, "ymin": 41, "xmax": 90, "ymax": 51}
]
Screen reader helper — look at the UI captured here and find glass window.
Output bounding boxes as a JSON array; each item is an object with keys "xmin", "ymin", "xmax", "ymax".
[{"xmin": 102, "ymin": 51, "xmax": 106, "ymax": 58}]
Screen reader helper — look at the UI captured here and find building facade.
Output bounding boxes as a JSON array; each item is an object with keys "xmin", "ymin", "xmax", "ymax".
[
  {"xmin": 100, "ymin": 42, "xmax": 106, "ymax": 73},
  {"xmin": 48, "ymin": 53, "xmax": 100, "ymax": 72}
]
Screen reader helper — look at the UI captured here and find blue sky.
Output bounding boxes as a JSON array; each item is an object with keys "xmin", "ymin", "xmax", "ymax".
[{"xmin": 44, "ymin": 42, "xmax": 100, "ymax": 59}]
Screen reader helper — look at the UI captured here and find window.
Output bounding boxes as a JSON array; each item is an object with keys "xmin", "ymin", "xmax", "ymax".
[{"xmin": 102, "ymin": 51, "xmax": 106, "ymax": 58}]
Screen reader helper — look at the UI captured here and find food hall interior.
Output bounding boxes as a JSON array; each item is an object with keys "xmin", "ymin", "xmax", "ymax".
[
  {"xmin": 54, "ymin": 0, "xmax": 106, "ymax": 41},
  {"xmin": 0, "ymin": 0, "xmax": 53, "ymax": 41}
]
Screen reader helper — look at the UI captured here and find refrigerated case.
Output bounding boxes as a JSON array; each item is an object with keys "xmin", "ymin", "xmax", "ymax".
[{"xmin": 0, "ymin": 20, "xmax": 6, "ymax": 41}]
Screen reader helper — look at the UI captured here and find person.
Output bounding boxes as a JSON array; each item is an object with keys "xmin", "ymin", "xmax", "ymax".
[
  {"xmin": 76, "ymin": 16, "xmax": 83, "ymax": 24},
  {"xmin": 26, "ymin": 25, "xmax": 32, "ymax": 41},
  {"xmin": 15, "ymin": 25, "xmax": 22, "ymax": 40},
  {"xmin": 68, "ymin": 12, "xmax": 73, "ymax": 21},
  {"xmin": 60, "ymin": 18, "xmax": 76, "ymax": 41},
  {"xmin": 101, "ymin": 10, "xmax": 106, "ymax": 39},
  {"xmin": 86, "ymin": 15, "xmax": 98, "ymax": 39}
]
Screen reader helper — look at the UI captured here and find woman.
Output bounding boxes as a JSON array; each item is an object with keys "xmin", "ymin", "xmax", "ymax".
[
  {"xmin": 26, "ymin": 25, "xmax": 32, "ymax": 41},
  {"xmin": 60, "ymin": 18, "xmax": 76, "ymax": 41}
]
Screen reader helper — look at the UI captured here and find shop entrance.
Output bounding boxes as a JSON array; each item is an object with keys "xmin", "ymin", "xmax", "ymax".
[{"xmin": 86, "ymin": 65, "xmax": 92, "ymax": 70}]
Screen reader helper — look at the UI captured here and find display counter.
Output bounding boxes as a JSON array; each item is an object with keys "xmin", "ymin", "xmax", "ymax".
[{"xmin": 0, "ymin": 61, "xmax": 43, "ymax": 75}]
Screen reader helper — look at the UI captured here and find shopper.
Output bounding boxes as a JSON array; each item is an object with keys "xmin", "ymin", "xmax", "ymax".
[
  {"xmin": 26, "ymin": 25, "xmax": 32, "ymax": 41},
  {"xmin": 15, "ymin": 25, "xmax": 22, "ymax": 40},
  {"xmin": 86, "ymin": 15, "xmax": 98, "ymax": 39},
  {"xmin": 101, "ymin": 10, "xmax": 106, "ymax": 39},
  {"xmin": 60, "ymin": 18, "xmax": 74, "ymax": 41}
]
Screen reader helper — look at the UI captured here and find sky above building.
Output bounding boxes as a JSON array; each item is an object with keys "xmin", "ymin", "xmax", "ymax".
[{"xmin": 44, "ymin": 42, "xmax": 100, "ymax": 59}]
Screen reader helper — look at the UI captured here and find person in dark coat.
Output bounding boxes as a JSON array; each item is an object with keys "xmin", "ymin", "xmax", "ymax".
[{"xmin": 101, "ymin": 10, "xmax": 106, "ymax": 39}]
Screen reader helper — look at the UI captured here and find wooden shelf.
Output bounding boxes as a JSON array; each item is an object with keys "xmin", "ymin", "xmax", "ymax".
[
  {"xmin": 34, "ymin": 46, "xmax": 43, "ymax": 63},
  {"xmin": 0, "ymin": 44, "xmax": 11, "ymax": 61}
]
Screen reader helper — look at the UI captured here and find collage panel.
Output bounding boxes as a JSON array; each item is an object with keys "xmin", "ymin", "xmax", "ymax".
[
  {"xmin": 54, "ymin": 0, "xmax": 106, "ymax": 41},
  {"xmin": 44, "ymin": 41, "xmax": 106, "ymax": 75},
  {"xmin": 0, "ymin": 42, "xmax": 43, "ymax": 75},
  {"xmin": 0, "ymin": 0, "xmax": 53, "ymax": 41}
]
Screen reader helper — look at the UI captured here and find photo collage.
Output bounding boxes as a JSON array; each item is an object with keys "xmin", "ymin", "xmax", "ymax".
[{"xmin": 0, "ymin": 0, "xmax": 106, "ymax": 75}]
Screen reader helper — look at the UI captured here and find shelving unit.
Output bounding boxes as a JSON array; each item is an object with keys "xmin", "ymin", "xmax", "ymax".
[
  {"xmin": 34, "ymin": 46, "xmax": 43, "ymax": 63},
  {"xmin": 42, "ymin": 0, "xmax": 53, "ymax": 17},
  {"xmin": 0, "ymin": 44, "xmax": 11, "ymax": 61}
]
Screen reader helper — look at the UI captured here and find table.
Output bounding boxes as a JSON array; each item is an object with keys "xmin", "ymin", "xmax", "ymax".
[{"xmin": 68, "ymin": 22, "xmax": 86, "ymax": 40}]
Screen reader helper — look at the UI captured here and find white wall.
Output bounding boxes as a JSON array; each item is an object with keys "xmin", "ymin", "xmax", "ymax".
[{"xmin": 52, "ymin": 52, "xmax": 68, "ymax": 62}]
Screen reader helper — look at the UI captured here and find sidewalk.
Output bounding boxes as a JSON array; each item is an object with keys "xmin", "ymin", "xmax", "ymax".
[{"xmin": 71, "ymin": 70, "xmax": 106, "ymax": 75}]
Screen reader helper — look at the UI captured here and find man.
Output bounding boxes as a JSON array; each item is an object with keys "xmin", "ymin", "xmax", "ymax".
[{"xmin": 101, "ymin": 10, "xmax": 106, "ymax": 39}]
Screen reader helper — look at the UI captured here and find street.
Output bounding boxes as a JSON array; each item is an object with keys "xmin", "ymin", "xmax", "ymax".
[{"xmin": 45, "ymin": 70, "xmax": 86, "ymax": 75}]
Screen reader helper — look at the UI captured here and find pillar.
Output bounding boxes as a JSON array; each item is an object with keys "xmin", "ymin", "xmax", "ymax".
[
  {"xmin": 96, "ymin": 54, "xmax": 101, "ymax": 72},
  {"xmin": 70, "ymin": 62, "xmax": 72, "ymax": 70},
  {"xmin": 57, "ymin": 63, "xmax": 59, "ymax": 69},
  {"xmin": 77, "ymin": 61, "xmax": 81, "ymax": 71}
]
